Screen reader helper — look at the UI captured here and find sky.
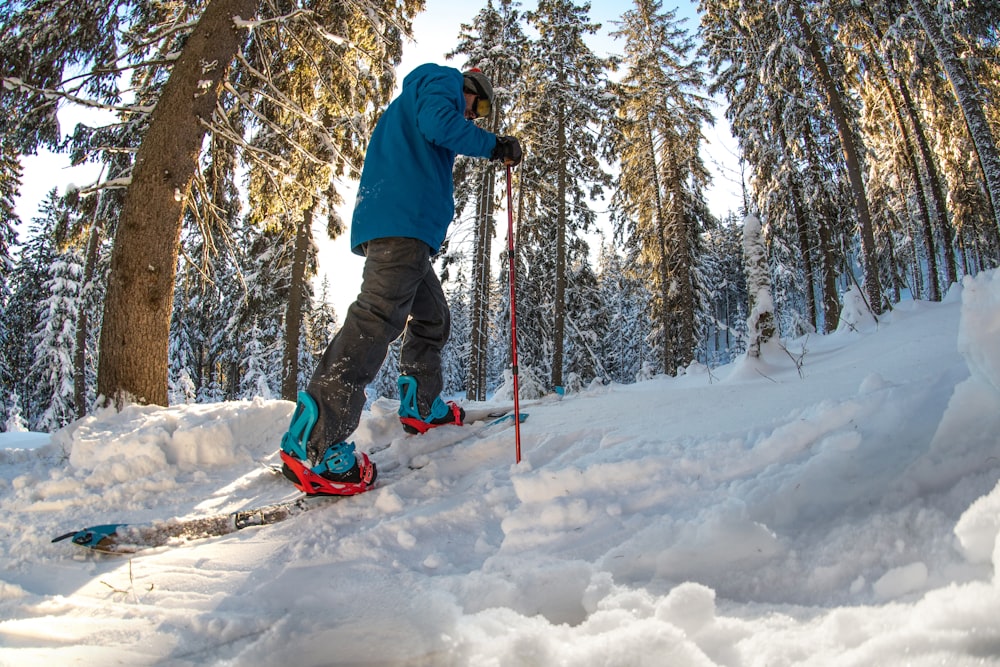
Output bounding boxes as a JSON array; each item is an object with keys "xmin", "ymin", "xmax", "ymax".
[
  {"xmin": 12, "ymin": 0, "xmax": 742, "ymax": 319},
  {"xmin": 1, "ymin": 265, "xmax": 998, "ymax": 664}
]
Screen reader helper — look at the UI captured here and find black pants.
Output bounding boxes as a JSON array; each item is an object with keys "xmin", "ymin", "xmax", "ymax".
[{"xmin": 306, "ymin": 237, "xmax": 450, "ymax": 459}]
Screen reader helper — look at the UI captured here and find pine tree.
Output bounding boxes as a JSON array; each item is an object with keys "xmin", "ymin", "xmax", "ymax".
[
  {"xmin": 31, "ymin": 249, "xmax": 85, "ymax": 431},
  {"xmin": 95, "ymin": 0, "xmax": 260, "ymax": 407},
  {"xmin": 240, "ymin": 317, "xmax": 275, "ymax": 400},
  {"xmin": 168, "ymin": 269, "xmax": 199, "ymax": 405},
  {"xmin": 0, "ymin": 145, "xmax": 22, "ymax": 423},
  {"xmin": 596, "ymin": 242, "xmax": 652, "ymax": 383},
  {"xmin": 697, "ymin": 215, "xmax": 747, "ymax": 364},
  {"xmin": 609, "ymin": 0, "xmax": 712, "ymax": 375},
  {"xmin": 370, "ymin": 339, "xmax": 402, "ymax": 405},
  {"xmin": 448, "ymin": 0, "xmax": 528, "ymax": 401},
  {"xmin": 784, "ymin": 0, "xmax": 884, "ymax": 315},
  {"xmin": 307, "ymin": 276, "xmax": 339, "ymax": 379},
  {"xmin": 442, "ymin": 267, "xmax": 472, "ymax": 397},
  {"xmin": 562, "ymin": 246, "xmax": 607, "ymax": 384},
  {"xmin": 4, "ymin": 391, "xmax": 28, "ymax": 433},
  {"xmin": 2, "ymin": 190, "xmax": 61, "ymax": 425},
  {"xmin": 237, "ymin": 0, "xmax": 412, "ymax": 402},
  {"xmin": 520, "ymin": 0, "xmax": 612, "ymax": 389}
]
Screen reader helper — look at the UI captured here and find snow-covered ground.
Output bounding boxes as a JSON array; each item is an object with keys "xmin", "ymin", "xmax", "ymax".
[{"xmin": 1, "ymin": 270, "xmax": 999, "ymax": 666}]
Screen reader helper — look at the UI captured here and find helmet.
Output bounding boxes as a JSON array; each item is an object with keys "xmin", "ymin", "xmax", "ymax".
[{"xmin": 462, "ymin": 68, "xmax": 495, "ymax": 105}]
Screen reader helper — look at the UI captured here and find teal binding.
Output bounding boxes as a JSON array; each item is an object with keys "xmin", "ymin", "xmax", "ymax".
[
  {"xmin": 281, "ymin": 391, "xmax": 319, "ymax": 461},
  {"xmin": 398, "ymin": 375, "xmax": 421, "ymax": 419},
  {"xmin": 397, "ymin": 375, "xmax": 450, "ymax": 421},
  {"xmin": 71, "ymin": 524, "xmax": 124, "ymax": 548}
]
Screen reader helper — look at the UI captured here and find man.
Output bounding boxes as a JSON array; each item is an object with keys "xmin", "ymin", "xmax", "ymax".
[{"xmin": 279, "ymin": 64, "xmax": 523, "ymax": 496}]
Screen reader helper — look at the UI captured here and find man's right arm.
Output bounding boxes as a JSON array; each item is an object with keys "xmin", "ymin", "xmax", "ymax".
[{"xmin": 414, "ymin": 69, "xmax": 495, "ymax": 159}]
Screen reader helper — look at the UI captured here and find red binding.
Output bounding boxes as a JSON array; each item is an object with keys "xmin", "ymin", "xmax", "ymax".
[
  {"xmin": 280, "ymin": 450, "xmax": 376, "ymax": 496},
  {"xmin": 399, "ymin": 402, "xmax": 464, "ymax": 434}
]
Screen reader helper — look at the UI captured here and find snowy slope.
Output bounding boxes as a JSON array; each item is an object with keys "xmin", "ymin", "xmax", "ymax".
[{"xmin": 1, "ymin": 270, "xmax": 999, "ymax": 666}]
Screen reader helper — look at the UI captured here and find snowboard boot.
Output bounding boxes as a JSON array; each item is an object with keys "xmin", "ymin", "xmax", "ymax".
[
  {"xmin": 280, "ymin": 391, "xmax": 377, "ymax": 496},
  {"xmin": 397, "ymin": 375, "xmax": 465, "ymax": 435}
]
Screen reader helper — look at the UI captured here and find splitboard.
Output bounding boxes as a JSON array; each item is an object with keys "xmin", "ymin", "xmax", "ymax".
[{"xmin": 53, "ymin": 411, "xmax": 527, "ymax": 554}]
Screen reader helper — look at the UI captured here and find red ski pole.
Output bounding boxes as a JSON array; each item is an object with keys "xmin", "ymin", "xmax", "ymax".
[{"xmin": 505, "ymin": 164, "xmax": 522, "ymax": 464}]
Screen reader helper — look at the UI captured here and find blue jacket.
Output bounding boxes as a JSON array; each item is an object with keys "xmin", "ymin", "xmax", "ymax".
[{"xmin": 350, "ymin": 64, "xmax": 498, "ymax": 254}]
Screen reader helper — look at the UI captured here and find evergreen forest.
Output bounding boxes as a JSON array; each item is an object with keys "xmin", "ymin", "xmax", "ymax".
[{"xmin": 1, "ymin": 0, "xmax": 997, "ymax": 433}]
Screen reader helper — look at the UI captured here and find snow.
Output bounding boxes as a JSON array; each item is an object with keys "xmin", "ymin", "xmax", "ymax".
[{"xmin": 2, "ymin": 272, "xmax": 1000, "ymax": 665}]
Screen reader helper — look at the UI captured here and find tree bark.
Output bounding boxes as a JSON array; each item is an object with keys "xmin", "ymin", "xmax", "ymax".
[
  {"xmin": 552, "ymin": 86, "xmax": 567, "ymax": 390},
  {"xmin": 642, "ymin": 113, "xmax": 671, "ymax": 375},
  {"xmin": 282, "ymin": 204, "xmax": 313, "ymax": 401},
  {"xmin": 75, "ymin": 210, "xmax": 104, "ymax": 418},
  {"xmin": 467, "ymin": 163, "xmax": 496, "ymax": 401},
  {"xmin": 97, "ymin": 0, "xmax": 255, "ymax": 407}
]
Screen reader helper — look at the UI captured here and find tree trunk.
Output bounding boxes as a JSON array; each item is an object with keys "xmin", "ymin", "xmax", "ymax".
[
  {"xmin": 909, "ymin": 0, "xmax": 1000, "ymax": 237},
  {"xmin": 817, "ymin": 214, "xmax": 840, "ymax": 332},
  {"xmin": 643, "ymin": 114, "xmax": 671, "ymax": 375},
  {"xmin": 790, "ymin": 1, "xmax": 884, "ymax": 314},
  {"xmin": 887, "ymin": 82, "xmax": 942, "ymax": 301},
  {"xmin": 282, "ymin": 204, "xmax": 313, "ymax": 401},
  {"xmin": 552, "ymin": 95, "xmax": 567, "ymax": 390},
  {"xmin": 776, "ymin": 117, "xmax": 817, "ymax": 329},
  {"xmin": 75, "ymin": 211, "xmax": 104, "ymax": 418},
  {"xmin": 467, "ymin": 163, "xmax": 495, "ymax": 401},
  {"xmin": 894, "ymin": 68, "xmax": 957, "ymax": 290},
  {"xmin": 873, "ymin": 34, "xmax": 955, "ymax": 297},
  {"xmin": 802, "ymin": 125, "xmax": 841, "ymax": 332},
  {"xmin": 97, "ymin": 0, "xmax": 255, "ymax": 407},
  {"xmin": 669, "ymin": 171, "xmax": 695, "ymax": 373},
  {"xmin": 743, "ymin": 213, "xmax": 776, "ymax": 358}
]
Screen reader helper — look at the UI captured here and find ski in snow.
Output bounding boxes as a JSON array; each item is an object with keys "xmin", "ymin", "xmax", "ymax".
[{"xmin": 53, "ymin": 411, "xmax": 527, "ymax": 554}]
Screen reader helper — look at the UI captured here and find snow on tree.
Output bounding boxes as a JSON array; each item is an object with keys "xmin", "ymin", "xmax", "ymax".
[
  {"xmin": 743, "ymin": 213, "xmax": 777, "ymax": 359},
  {"xmin": 442, "ymin": 266, "xmax": 472, "ymax": 398},
  {"xmin": 0, "ymin": 147, "xmax": 21, "ymax": 426},
  {"xmin": 697, "ymin": 217, "xmax": 748, "ymax": 365},
  {"xmin": 596, "ymin": 242, "xmax": 652, "ymax": 383},
  {"xmin": 31, "ymin": 249, "xmax": 84, "ymax": 432},
  {"xmin": 493, "ymin": 364, "xmax": 547, "ymax": 401},
  {"xmin": 240, "ymin": 318, "xmax": 275, "ymax": 401},
  {"xmin": 2, "ymin": 190, "xmax": 61, "ymax": 426},
  {"xmin": 3, "ymin": 391, "xmax": 28, "ymax": 433}
]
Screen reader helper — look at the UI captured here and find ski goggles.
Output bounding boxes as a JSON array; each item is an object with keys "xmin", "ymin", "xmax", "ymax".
[{"xmin": 472, "ymin": 96, "xmax": 492, "ymax": 119}]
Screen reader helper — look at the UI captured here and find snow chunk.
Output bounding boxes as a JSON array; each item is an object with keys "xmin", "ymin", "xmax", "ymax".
[
  {"xmin": 958, "ymin": 269, "xmax": 1000, "ymax": 394},
  {"xmin": 56, "ymin": 399, "xmax": 292, "ymax": 474},
  {"xmin": 954, "ymin": 479, "xmax": 1000, "ymax": 567},
  {"xmin": 838, "ymin": 285, "xmax": 879, "ymax": 333},
  {"xmin": 655, "ymin": 582, "xmax": 717, "ymax": 636},
  {"xmin": 859, "ymin": 372, "xmax": 891, "ymax": 395},
  {"xmin": 872, "ymin": 562, "xmax": 928, "ymax": 600},
  {"xmin": 0, "ymin": 579, "xmax": 28, "ymax": 600}
]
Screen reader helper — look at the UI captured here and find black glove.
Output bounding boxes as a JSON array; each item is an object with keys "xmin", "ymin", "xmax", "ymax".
[{"xmin": 491, "ymin": 136, "xmax": 523, "ymax": 166}]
